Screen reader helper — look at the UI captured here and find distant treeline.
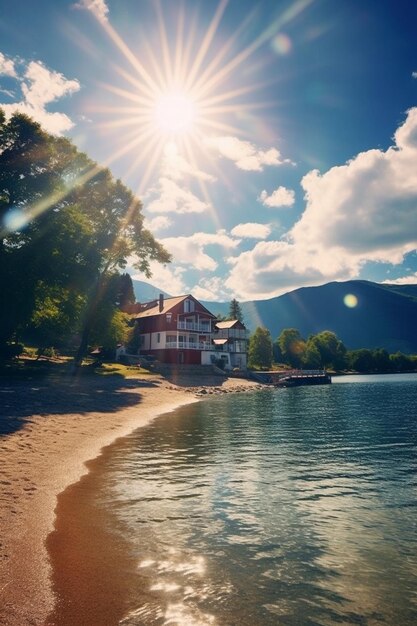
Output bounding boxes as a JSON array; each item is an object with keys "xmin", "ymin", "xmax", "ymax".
[{"xmin": 248, "ymin": 327, "xmax": 417, "ymax": 372}]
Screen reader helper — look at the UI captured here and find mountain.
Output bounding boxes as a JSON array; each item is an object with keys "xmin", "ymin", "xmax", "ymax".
[
  {"xmin": 132, "ymin": 280, "xmax": 171, "ymax": 303},
  {"xmin": 133, "ymin": 279, "xmax": 417, "ymax": 353}
]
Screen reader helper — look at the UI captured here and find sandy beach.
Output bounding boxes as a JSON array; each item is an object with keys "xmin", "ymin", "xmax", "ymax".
[{"xmin": 0, "ymin": 371, "xmax": 259, "ymax": 626}]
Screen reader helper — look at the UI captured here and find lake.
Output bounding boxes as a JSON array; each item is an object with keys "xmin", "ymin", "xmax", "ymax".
[{"xmin": 92, "ymin": 374, "xmax": 417, "ymax": 625}]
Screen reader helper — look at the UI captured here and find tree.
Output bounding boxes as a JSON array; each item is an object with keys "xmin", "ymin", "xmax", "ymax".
[
  {"xmin": 277, "ymin": 328, "xmax": 306, "ymax": 368},
  {"xmin": 310, "ymin": 331, "xmax": 347, "ymax": 370},
  {"xmin": 227, "ymin": 298, "xmax": 244, "ymax": 322},
  {"xmin": 347, "ymin": 348, "xmax": 375, "ymax": 372},
  {"xmin": 301, "ymin": 339, "xmax": 322, "ymax": 369},
  {"xmin": 248, "ymin": 327, "xmax": 273, "ymax": 369},
  {"xmin": 0, "ymin": 110, "xmax": 170, "ymax": 364},
  {"xmin": 117, "ymin": 273, "xmax": 136, "ymax": 308}
]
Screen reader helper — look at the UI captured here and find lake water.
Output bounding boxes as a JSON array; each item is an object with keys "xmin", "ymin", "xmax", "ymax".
[{"xmin": 94, "ymin": 374, "xmax": 417, "ymax": 626}]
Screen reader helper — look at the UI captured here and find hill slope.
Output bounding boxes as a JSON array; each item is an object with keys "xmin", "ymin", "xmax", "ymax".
[{"xmin": 133, "ymin": 279, "xmax": 417, "ymax": 353}]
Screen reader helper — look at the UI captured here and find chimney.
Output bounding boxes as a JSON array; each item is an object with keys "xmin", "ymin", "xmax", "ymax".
[{"xmin": 159, "ymin": 293, "xmax": 164, "ymax": 312}]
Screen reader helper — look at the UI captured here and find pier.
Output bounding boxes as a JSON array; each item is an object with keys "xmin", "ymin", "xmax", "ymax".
[{"xmin": 272, "ymin": 369, "xmax": 332, "ymax": 387}]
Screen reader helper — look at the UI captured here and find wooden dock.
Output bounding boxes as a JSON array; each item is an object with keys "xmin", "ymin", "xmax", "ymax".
[{"xmin": 270, "ymin": 369, "xmax": 332, "ymax": 387}]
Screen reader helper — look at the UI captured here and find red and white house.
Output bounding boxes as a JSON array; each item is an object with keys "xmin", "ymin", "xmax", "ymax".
[{"xmin": 126, "ymin": 294, "xmax": 248, "ymax": 369}]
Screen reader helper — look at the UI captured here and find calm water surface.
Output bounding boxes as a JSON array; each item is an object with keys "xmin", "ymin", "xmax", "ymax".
[{"xmin": 96, "ymin": 374, "xmax": 417, "ymax": 626}]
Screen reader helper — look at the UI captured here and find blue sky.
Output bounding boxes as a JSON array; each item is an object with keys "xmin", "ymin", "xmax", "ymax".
[{"xmin": 1, "ymin": 0, "xmax": 417, "ymax": 301}]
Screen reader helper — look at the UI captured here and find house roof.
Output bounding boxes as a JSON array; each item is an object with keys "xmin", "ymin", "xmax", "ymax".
[
  {"xmin": 133, "ymin": 294, "xmax": 216, "ymax": 319},
  {"xmin": 215, "ymin": 319, "xmax": 244, "ymax": 329}
]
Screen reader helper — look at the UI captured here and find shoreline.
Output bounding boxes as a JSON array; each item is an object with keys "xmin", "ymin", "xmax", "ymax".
[{"xmin": 0, "ymin": 373, "xmax": 260, "ymax": 626}]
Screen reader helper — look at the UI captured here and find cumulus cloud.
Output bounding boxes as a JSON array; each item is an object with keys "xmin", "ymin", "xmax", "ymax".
[
  {"xmin": 259, "ymin": 186, "xmax": 295, "ymax": 208},
  {"xmin": 225, "ymin": 108, "xmax": 417, "ymax": 299},
  {"xmin": 132, "ymin": 263, "xmax": 187, "ymax": 296},
  {"xmin": 230, "ymin": 222, "xmax": 271, "ymax": 239},
  {"xmin": 143, "ymin": 215, "xmax": 172, "ymax": 233},
  {"xmin": 192, "ymin": 277, "xmax": 233, "ymax": 302},
  {"xmin": 160, "ymin": 231, "xmax": 239, "ymax": 272},
  {"xmin": 162, "ymin": 142, "xmax": 215, "ymax": 182},
  {"xmin": 0, "ymin": 60, "xmax": 80, "ymax": 134},
  {"xmin": 146, "ymin": 177, "xmax": 211, "ymax": 214},
  {"xmin": 382, "ymin": 272, "xmax": 417, "ymax": 285},
  {"xmin": 0, "ymin": 52, "xmax": 16, "ymax": 77},
  {"xmin": 145, "ymin": 143, "xmax": 215, "ymax": 216},
  {"xmin": 73, "ymin": 0, "xmax": 109, "ymax": 22},
  {"xmin": 204, "ymin": 135, "xmax": 293, "ymax": 171}
]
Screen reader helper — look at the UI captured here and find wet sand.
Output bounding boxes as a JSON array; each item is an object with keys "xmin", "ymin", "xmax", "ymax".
[{"xmin": 0, "ymin": 373, "xmax": 259, "ymax": 625}]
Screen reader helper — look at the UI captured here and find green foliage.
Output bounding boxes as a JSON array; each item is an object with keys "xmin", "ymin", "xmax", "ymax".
[
  {"xmin": 118, "ymin": 273, "xmax": 136, "ymax": 308},
  {"xmin": 248, "ymin": 327, "xmax": 273, "ymax": 369},
  {"xmin": 309, "ymin": 331, "xmax": 347, "ymax": 370},
  {"xmin": 275, "ymin": 326, "xmax": 417, "ymax": 373},
  {"xmin": 227, "ymin": 298, "xmax": 244, "ymax": 322},
  {"xmin": 0, "ymin": 111, "xmax": 170, "ymax": 362},
  {"xmin": 301, "ymin": 339, "xmax": 322, "ymax": 368},
  {"xmin": 276, "ymin": 328, "xmax": 306, "ymax": 368},
  {"xmin": 28, "ymin": 283, "xmax": 85, "ymax": 352}
]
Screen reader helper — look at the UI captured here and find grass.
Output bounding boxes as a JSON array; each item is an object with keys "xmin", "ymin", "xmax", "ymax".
[{"xmin": 0, "ymin": 355, "xmax": 158, "ymax": 381}]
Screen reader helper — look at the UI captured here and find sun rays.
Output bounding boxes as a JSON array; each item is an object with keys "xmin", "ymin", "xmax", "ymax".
[{"xmin": 85, "ymin": 0, "xmax": 275, "ymax": 198}]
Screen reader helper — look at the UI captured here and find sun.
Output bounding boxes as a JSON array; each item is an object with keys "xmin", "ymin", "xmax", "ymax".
[
  {"xmin": 90, "ymin": 1, "xmax": 271, "ymax": 192},
  {"xmin": 154, "ymin": 91, "xmax": 197, "ymax": 136}
]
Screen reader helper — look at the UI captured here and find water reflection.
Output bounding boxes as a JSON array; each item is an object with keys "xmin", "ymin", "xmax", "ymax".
[{"xmin": 99, "ymin": 375, "xmax": 417, "ymax": 625}]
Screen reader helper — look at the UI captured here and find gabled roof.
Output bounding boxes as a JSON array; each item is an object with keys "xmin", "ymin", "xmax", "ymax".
[
  {"xmin": 216, "ymin": 319, "xmax": 245, "ymax": 329},
  {"xmin": 134, "ymin": 294, "xmax": 216, "ymax": 319}
]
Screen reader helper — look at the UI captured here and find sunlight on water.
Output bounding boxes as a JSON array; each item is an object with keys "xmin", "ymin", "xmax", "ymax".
[{"xmin": 101, "ymin": 374, "xmax": 417, "ymax": 625}]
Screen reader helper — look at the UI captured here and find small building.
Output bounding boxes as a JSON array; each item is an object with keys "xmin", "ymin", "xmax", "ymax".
[
  {"xmin": 214, "ymin": 319, "xmax": 248, "ymax": 369},
  {"xmin": 127, "ymin": 293, "xmax": 248, "ymax": 369}
]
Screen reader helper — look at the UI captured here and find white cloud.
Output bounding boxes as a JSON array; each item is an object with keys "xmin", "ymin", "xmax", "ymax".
[
  {"xmin": 225, "ymin": 108, "xmax": 417, "ymax": 299},
  {"xmin": 146, "ymin": 177, "xmax": 211, "ymax": 214},
  {"xmin": 160, "ymin": 231, "xmax": 239, "ymax": 272},
  {"xmin": 225, "ymin": 241, "xmax": 334, "ymax": 299},
  {"xmin": 0, "ymin": 60, "xmax": 80, "ymax": 134},
  {"xmin": 132, "ymin": 263, "xmax": 187, "ymax": 297},
  {"xmin": 412, "ymin": 71, "xmax": 417, "ymax": 79},
  {"xmin": 0, "ymin": 52, "xmax": 16, "ymax": 77},
  {"xmin": 230, "ymin": 222, "xmax": 271, "ymax": 239},
  {"xmin": 204, "ymin": 135, "xmax": 293, "ymax": 171},
  {"xmin": 259, "ymin": 186, "xmax": 295, "ymax": 208},
  {"xmin": 382, "ymin": 273, "xmax": 417, "ymax": 285},
  {"xmin": 143, "ymin": 215, "xmax": 172, "ymax": 233},
  {"xmin": 162, "ymin": 142, "xmax": 215, "ymax": 182},
  {"xmin": 74, "ymin": 0, "xmax": 109, "ymax": 22},
  {"xmin": 192, "ymin": 277, "xmax": 233, "ymax": 302}
]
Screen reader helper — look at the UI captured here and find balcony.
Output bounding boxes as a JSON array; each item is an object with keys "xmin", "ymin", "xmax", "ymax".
[
  {"xmin": 177, "ymin": 321, "xmax": 212, "ymax": 333},
  {"xmin": 165, "ymin": 341, "xmax": 213, "ymax": 350}
]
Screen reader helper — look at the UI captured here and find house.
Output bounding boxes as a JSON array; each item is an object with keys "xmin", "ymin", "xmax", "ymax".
[
  {"xmin": 128, "ymin": 293, "xmax": 248, "ymax": 369},
  {"xmin": 214, "ymin": 319, "xmax": 248, "ymax": 369}
]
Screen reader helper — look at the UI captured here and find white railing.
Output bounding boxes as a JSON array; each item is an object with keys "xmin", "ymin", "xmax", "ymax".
[
  {"xmin": 177, "ymin": 321, "xmax": 212, "ymax": 332},
  {"xmin": 215, "ymin": 329, "xmax": 249, "ymax": 339},
  {"xmin": 165, "ymin": 341, "xmax": 213, "ymax": 350}
]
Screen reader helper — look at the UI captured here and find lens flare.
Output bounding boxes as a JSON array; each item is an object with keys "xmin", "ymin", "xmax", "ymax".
[
  {"xmin": 4, "ymin": 208, "xmax": 28, "ymax": 232},
  {"xmin": 154, "ymin": 91, "xmax": 196, "ymax": 135},
  {"xmin": 343, "ymin": 294, "xmax": 358, "ymax": 308},
  {"xmin": 271, "ymin": 33, "xmax": 292, "ymax": 55}
]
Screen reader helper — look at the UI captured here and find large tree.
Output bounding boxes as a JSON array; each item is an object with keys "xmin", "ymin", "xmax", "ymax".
[
  {"xmin": 276, "ymin": 328, "xmax": 306, "ymax": 368},
  {"xmin": 248, "ymin": 327, "xmax": 273, "ymax": 369},
  {"xmin": 0, "ymin": 111, "xmax": 170, "ymax": 361}
]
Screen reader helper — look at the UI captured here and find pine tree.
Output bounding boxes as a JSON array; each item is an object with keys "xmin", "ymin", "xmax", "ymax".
[{"xmin": 228, "ymin": 298, "xmax": 244, "ymax": 322}]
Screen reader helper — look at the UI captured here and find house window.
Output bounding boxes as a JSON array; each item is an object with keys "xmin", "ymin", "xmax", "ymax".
[
  {"xmin": 140, "ymin": 335, "xmax": 145, "ymax": 346},
  {"xmin": 166, "ymin": 313, "xmax": 172, "ymax": 323},
  {"xmin": 184, "ymin": 299, "xmax": 195, "ymax": 313},
  {"xmin": 157, "ymin": 333, "xmax": 161, "ymax": 343}
]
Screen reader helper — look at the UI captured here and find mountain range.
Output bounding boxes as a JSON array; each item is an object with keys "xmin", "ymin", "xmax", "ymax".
[{"xmin": 132, "ymin": 279, "xmax": 417, "ymax": 354}]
